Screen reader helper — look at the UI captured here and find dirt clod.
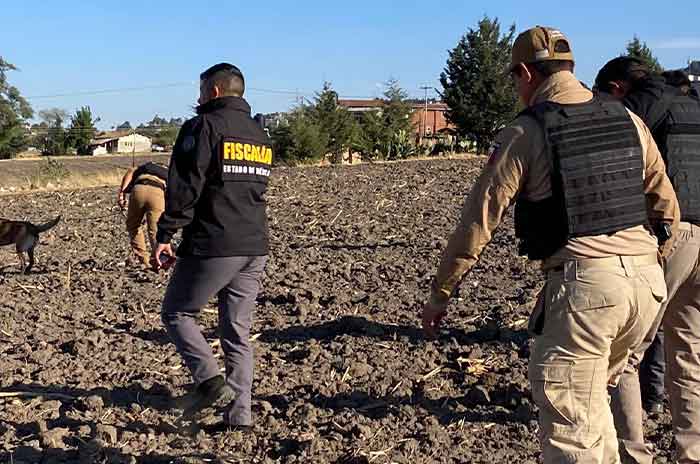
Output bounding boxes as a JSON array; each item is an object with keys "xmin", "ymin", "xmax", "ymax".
[
  {"xmin": 40, "ymin": 427, "xmax": 70, "ymax": 449},
  {"xmin": 0, "ymin": 159, "xmax": 675, "ymax": 462},
  {"xmin": 95, "ymin": 424, "xmax": 119, "ymax": 445}
]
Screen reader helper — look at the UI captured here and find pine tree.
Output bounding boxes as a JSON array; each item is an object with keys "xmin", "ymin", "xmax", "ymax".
[
  {"xmin": 0, "ymin": 57, "xmax": 33, "ymax": 159},
  {"xmin": 625, "ymin": 36, "xmax": 664, "ymax": 73},
  {"xmin": 309, "ymin": 82, "xmax": 358, "ymax": 161},
  {"xmin": 357, "ymin": 79, "xmax": 415, "ymax": 160},
  {"xmin": 67, "ymin": 106, "xmax": 97, "ymax": 155},
  {"xmin": 271, "ymin": 107, "xmax": 328, "ymax": 163},
  {"xmin": 440, "ymin": 16, "xmax": 518, "ymax": 154}
]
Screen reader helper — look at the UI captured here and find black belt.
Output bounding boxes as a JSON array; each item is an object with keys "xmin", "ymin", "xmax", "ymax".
[{"xmin": 135, "ymin": 179, "xmax": 166, "ymax": 191}]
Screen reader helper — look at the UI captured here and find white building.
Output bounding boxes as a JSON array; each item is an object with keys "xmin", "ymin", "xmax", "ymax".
[{"xmin": 90, "ymin": 132, "xmax": 152, "ymax": 155}]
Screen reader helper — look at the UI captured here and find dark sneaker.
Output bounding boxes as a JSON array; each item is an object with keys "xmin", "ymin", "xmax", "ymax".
[
  {"xmin": 178, "ymin": 376, "xmax": 235, "ymax": 421},
  {"xmin": 644, "ymin": 401, "xmax": 664, "ymax": 417}
]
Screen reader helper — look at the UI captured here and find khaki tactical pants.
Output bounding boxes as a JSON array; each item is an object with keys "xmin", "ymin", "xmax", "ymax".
[
  {"xmin": 125, "ymin": 184, "xmax": 165, "ymax": 266},
  {"xmin": 611, "ymin": 223, "xmax": 700, "ymax": 463},
  {"xmin": 662, "ymin": 223, "xmax": 700, "ymax": 463},
  {"xmin": 529, "ymin": 254, "xmax": 666, "ymax": 464}
]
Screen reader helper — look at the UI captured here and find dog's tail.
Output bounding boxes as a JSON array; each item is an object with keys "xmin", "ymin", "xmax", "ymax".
[{"xmin": 33, "ymin": 216, "xmax": 61, "ymax": 233}]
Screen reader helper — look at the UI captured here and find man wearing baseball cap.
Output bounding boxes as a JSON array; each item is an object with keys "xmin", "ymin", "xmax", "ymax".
[{"xmin": 422, "ymin": 26, "xmax": 679, "ymax": 463}]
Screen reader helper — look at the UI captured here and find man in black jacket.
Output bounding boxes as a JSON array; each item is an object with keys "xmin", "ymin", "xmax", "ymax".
[
  {"xmin": 154, "ymin": 63, "xmax": 272, "ymax": 428},
  {"xmin": 596, "ymin": 57, "xmax": 700, "ymax": 463}
]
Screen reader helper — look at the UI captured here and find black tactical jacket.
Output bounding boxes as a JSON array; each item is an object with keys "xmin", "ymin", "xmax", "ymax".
[
  {"xmin": 622, "ymin": 76, "xmax": 681, "ymax": 142},
  {"xmin": 156, "ymin": 96, "xmax": 272, "ymax": 257}
]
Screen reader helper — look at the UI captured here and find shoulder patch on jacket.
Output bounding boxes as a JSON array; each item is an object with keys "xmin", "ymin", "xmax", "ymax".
[{"xmin": 181, "ymin": 136, "xmax": 196, "ymax": 153}]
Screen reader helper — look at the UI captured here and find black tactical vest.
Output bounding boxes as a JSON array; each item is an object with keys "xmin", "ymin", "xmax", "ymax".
[
  {"xmin": 514, "ymin": 99, "xmax": 648, "ymax": 260},
  {"xmin": 661, "ymin": 95, "xmax": 700, "ymax": 223}
]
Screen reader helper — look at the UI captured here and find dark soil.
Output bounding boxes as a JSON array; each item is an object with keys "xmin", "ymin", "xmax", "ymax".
[{"xmin": 0, "ymin": 158, "xmax": 674, "ymax": 463}]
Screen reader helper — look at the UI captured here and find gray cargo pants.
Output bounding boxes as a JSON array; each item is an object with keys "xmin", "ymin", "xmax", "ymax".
[
  {"xmin": 161, "ymin": 255, "xmax": 267, "ymax": 426},
  {"xmin": 638, "ymin": 328, "xmax": 665, "ymax": 409}
]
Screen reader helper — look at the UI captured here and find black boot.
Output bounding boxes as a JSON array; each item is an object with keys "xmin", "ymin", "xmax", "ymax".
[{"xmin": 178, "ymin": 376, "xmax": 234, "ymax": 420}]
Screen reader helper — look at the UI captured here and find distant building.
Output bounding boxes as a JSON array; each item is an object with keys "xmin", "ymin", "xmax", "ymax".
[
  {"xmin": 687, "ymin": 60, "xmax": 700, "ymax": 82},
  {"xmin": 262, "ymin": 112, "xmax": 290, "ymax": 129},
  {"xmin": 337, "ymin": 99, "xmax": 386, "ymax": 113},
  {"xmin": 411, "ymin": 101, "xmax": 453, "ymax": 138},
  {"xmin": 337, "ymin": 99, "xmax": 454, "ymax": 138},
  {"xmin": 89, "ymin": 131, "xmax": 152, "ymax": 155}
]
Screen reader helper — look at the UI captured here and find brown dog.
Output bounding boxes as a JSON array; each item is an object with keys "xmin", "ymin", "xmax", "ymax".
[{"xmin": 0, "ymin": 216, "xmax": 60, "ymax": 273}]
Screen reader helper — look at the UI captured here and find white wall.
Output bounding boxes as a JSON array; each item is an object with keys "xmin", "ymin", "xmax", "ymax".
[{"xmin": 116, "ymin": 134, "xmax": 152, "ymax": 153}]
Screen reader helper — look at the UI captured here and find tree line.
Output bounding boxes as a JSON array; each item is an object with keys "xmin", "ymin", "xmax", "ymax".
[
  {"xmin": 26, "ymin": 112, "xmax": 183, "ymax": 157},
  {"xmin": 270, "ymin": 18, "xmax": 669, "ymax": 162},
  {"xmin": 271, "ymin": 79, "xmax": 415, "ymax": 163},
  {"xmin": 29, "ymin": 107, "xmax": 98, "ymax": 156},
  {"xmin": 0, "ymin": 21, "xmax": 671, "ymax": 160}
]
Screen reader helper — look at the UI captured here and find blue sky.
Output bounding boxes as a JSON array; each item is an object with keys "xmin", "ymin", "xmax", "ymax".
[{"xmin": 3, "ymin": 1, "xmax": 699, "ymax": 129}]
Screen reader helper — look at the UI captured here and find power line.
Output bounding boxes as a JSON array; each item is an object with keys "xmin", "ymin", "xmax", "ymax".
[
  {"xmin": 26, "ymin": 124, "xmax": 183, "ymax": 132},
  {"xmin": 26, "ymin": 82, "xmax": 196, "ymax": 99},
  {"xmin": 26, "ymin": 82, "xmax": 310, "ymax": 100},
  {"xmin": 25, "ymin": 81, "xmax": 430, "ymax": 101}
]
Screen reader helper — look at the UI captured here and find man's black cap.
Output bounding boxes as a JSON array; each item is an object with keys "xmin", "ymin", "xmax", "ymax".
[
  {"xmin": 595, "ymin": 56, "xmax": 649, "ymax": 90},
  {"xmin": 200, "ymin": 63, "xmax": 244, "ymax": 83}
]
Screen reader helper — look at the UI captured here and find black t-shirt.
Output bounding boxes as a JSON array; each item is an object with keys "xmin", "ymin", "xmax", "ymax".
[{"xmin": 125, "ymin": 162, "xmax": 168, "ymax": 192}]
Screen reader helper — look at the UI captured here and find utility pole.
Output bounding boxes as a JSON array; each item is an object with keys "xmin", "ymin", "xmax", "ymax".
[{"xmin": 419, "ymin": 85, "xmax": 431, "ymax": 139}]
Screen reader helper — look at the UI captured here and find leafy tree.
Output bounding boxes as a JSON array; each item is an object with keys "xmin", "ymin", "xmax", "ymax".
[
  {"xmin": 309, "ymin": 82, "xmax": 358, "ymax": 160},
  {"xmin": 148, "ymin": 115, "xmax": 168, "ymax": 127},
  {"xmin": 270, "ymin": 82, "xmax": 358, "ymax": 164},
  {"xmin": 625, "ymin": 36, "xmax": 664, "ymax": 74},
  {"xmin": 152, "ymin": 125, "xmax": 180, "ymax": 148},
  {"xmin": 66, "ymin": 106, "xmax": 97, "ymax": 155},
  {"xmin": 137, "ymin": 114, "xmax": 183, "ymax": 148},
  {"xmin": 38, "ymin": 108, "xmax": 68, "ymax": 124},
  {"xmin": 440, "ymin": 16, "xmax": 518, "ymax": 154},
  {"xmin": 356, "ymin": 79, "xmax": 415, "ymax": 160},
  {"xmin": 38, "ymin": 108, "xmax": 69, "ymax": 155},
  {"xmin": 0, "ymin": 57, "xmax": 33, "ymax": 159}
]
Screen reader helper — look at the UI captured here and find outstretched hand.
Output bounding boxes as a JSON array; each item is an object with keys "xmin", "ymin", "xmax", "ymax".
[
  {"xmin": 422, "ymin": 299, "xmax": 448, "ymax": 339},
  {"xmin": 117, "ymin": 191, "xmax": 127, "ymax": 209}
]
